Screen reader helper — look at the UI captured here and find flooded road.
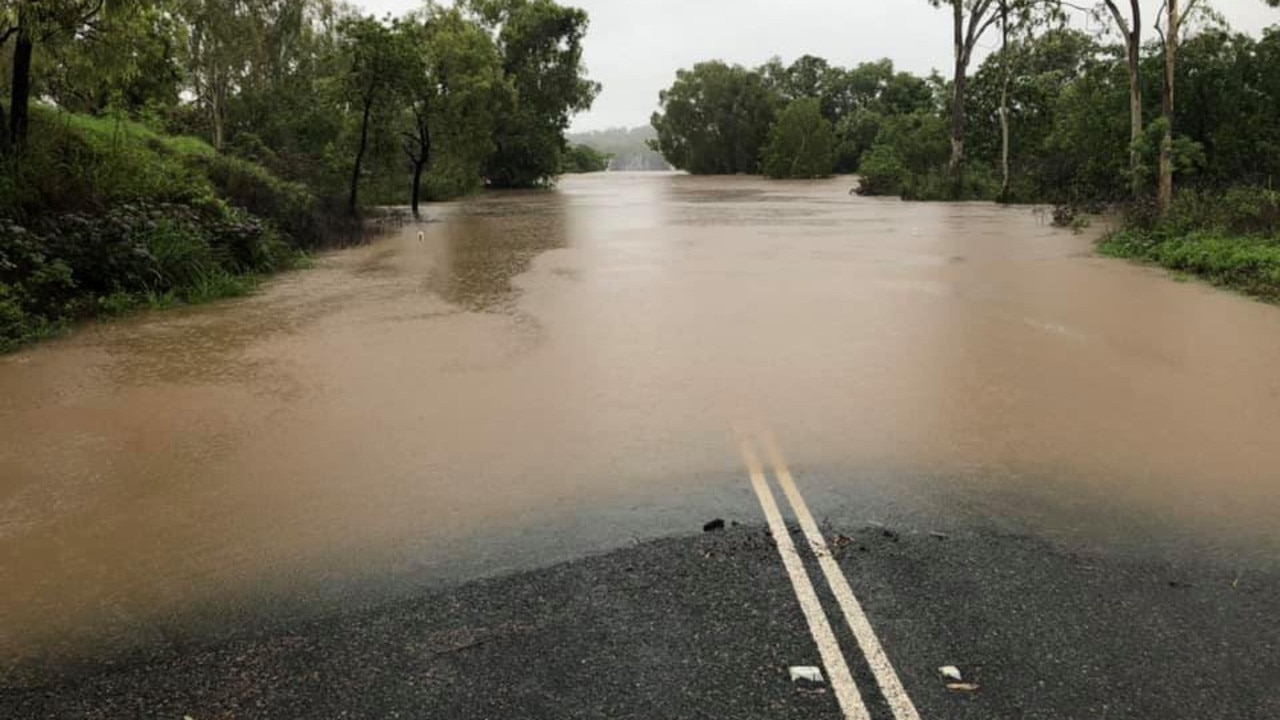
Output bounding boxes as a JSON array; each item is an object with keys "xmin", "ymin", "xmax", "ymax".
[{"xmin": 3, "ymin": 173, "xmax": 1280, "ymax": 677}]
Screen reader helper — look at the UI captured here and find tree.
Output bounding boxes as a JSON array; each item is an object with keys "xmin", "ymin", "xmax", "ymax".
[
  {"xmin": 180, "ymin": 0, "xmax": 251, "ymax": 150},
  {"xmin": 401, "ymin": 7, "xmax": 504, "ymax": 215},
  {"xmin": 1153, "ymin": 0, "xmax": 1219, "ymax": 213},
  {"xmin": 1091, "ymin": 1, "xmax": 1144, "ymax": 197},
  {"xmin": 762, "ymin": 98, "xmax": 837, "ymax": 178},
  {"xmin": 468, "ymin": 0, "xmax": 599, "ymax": 188},
  {"xmin": 993, "ymin": 1, "xmax": 1063, "ymax": 200},
  {"xmin": 926, "ymin": 0, "xmax": 1005, "ymax": 193},
  {"xmin": 39, "ymin": 0, "xmax": 185, "ymax": 117},
  {"xmin": 398, "ymin": 17, "xmax": 433, "ymax": 218},
  {"xmin": 650, "ymin": 61, "xmax": 780, "ymax": 174},
  {"xmin": 337, "ymin": 15, "xmax": 415, "ymax": 214},
  {"xmin": 1157, "ymin": 0, "xmax": 1181, "ymax": 213},
  {"xmin": 970, "ymin": 27, "xmax": 1108, "ymax": 200},
  {"xmin": 5, "ymin": 0, "xmax": 120, "ymax": 149}
]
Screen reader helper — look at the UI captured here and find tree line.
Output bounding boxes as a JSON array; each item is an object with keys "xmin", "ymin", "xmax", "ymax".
[
  {"xmin": 0, "ymin": 0, "xmax": 599, "ymax": 217},
  {"xmin": 650, "ymin": 0, "xmax": 1280, "ymax": 212}
]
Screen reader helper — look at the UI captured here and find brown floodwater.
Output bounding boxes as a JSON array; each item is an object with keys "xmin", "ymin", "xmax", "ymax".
[{"xmin": 3, "ymin": 173, "xmax": 1280, "ymax": 676}]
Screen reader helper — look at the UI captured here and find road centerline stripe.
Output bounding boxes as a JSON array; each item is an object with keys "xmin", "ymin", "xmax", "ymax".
[
  {"xmin": 739, "ymin": 438, "xmax": 871, "ymax": 720},
  {"xmin": 761, "ymin": 431, "xmax": 923, "ymax": 720}
]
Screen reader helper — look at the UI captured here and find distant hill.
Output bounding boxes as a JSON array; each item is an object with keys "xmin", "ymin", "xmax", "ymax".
[{"xmin": 566, "ymin": 126, "xmax": 671, "ymax": 171}]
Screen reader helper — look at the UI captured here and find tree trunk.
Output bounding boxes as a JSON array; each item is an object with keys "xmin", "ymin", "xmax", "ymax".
[
  {"xmin": 349, "ymin": 98, "xmax": 373, "ymax": 215},
  {"xmin": 1126, "ymin": 38, "xmax": 1142, "ymax": 198},
  {"xmin": 998, "ymin": 0, "xmax": 1011, "ymax": 202},
  {"xmin": 210, "ymin": 73, "xmax": 227, "ymax": 150},
  {"xmin": 950, "ymin": 73, "xmax": 967, "ymax": 196},
  {"xmin": 0, "ymin": 95, "xmax": 9, "ymax": 158},
  {"xmin": 948, "ymin": 0, "xmax": 967, "ymax": 195},
  {"xmin": 410, "ymin": 109, "xmax": 430, "ymax": 219},
  {"xmin": 211, "ymin": 97, "xmax": 224, "ymax": 150},
  {"xmin": 411, "ymin": 160, "xmax": 424, "ymax": 218},
  {"xmin": 1157, "ymin": 0, "xmax": 1178, "ymax": 216},
  {"xmin": 9, "ymin": 19, "xmax": 34, "ymax": 148}
]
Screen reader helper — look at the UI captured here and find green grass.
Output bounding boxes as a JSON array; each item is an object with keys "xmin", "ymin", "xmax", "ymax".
[{"xmin": 1099, "ymin": 229, "xmax": 1280, "ymax": 301}]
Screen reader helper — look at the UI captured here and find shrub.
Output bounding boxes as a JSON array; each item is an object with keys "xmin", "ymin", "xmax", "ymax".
[{"xmin": 856, "ymin": 145, "xmax": 905, "ymax": 196}]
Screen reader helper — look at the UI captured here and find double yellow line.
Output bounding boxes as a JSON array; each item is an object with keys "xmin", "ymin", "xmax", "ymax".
[{"xmin": 738, "ymin": 429, "xmax": 921, "ymax": 720}]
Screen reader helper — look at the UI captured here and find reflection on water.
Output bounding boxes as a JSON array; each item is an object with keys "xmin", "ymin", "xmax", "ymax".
[
  {"xmin": 3, "ymin": 173, "xmax": 1280, "ymax": 681},
  {"xmin": 426, "ymin": 191, "xmax": 568, "ymax": 311}
]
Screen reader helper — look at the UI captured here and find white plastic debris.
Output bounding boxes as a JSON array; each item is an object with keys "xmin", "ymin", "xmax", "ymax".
[
  {"xmin": 789, "ymin": 666, "xmax": 825, "ymax": 683},
  {"xmin": 939, "ymin": 665, "xmax": 963, "ymax": 681}
]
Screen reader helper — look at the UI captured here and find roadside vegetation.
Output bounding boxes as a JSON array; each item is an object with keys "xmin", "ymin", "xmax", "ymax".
[
  {"xmin": 649, "ymin": 0, "xmax": 1280, "ymax": 297},
  {"xmin": 0, "ymin": 0, "xmax": 598, "ymax": 351},
  {"xmin": 1099, "ymin": 188, "xmax": 1280, "ymax": 301}
]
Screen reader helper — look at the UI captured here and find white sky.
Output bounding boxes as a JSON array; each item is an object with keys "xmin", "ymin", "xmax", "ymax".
[{"xmin": 358, "ymin": 0, "xmax": 1280, "ymax": 131}]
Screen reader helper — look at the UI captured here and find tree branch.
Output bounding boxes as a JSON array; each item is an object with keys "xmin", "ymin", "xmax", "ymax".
[
  {"xmin": 964, "ymin": 0, "xmax": 1000, "ymax": 58},
  {"xmin": 1153, "ymin": 0, "xmax": 1168, "ymax": 47},
  {"xmin": 1101, "ymin": 0, "xmax": 1131, "ymax": 36}
]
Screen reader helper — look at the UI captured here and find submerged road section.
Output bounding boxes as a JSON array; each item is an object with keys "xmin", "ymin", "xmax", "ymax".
[{"xmin": 3, "ymin": 174, "xmax": 1280, "ymax": 717}]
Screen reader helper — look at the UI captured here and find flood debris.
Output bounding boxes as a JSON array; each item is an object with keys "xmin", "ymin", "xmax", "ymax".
[
  {"xmin": 946, "ymin": 682, "xmax": 981, "ymax": 693},
  {"xmin": 789, "ymin": 666, "xmax": 824, "ymax": 683},
  {"xmin": 939, "ymin": 665, "xmax": 963, "ymax": 681},
  {"xmin": 703, "ymin": 518, "xmax": 726, "ymax": 532}
]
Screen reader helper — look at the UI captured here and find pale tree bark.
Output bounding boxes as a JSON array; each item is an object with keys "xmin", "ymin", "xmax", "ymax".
[
  {"xmin": 1157, "ymin": 0, "xmax": 1179, "ymax": 215},
  {"xmin": 998, "ymin": 0, "xmax": 1012, "ymax": 201},
  {"xmin": 1101, "ymin": 0, "xmax": 1143, "ymax": 198},
  {"xmin": 943, "ymin": 0, "xmax": 1000, "ymax": 195}
]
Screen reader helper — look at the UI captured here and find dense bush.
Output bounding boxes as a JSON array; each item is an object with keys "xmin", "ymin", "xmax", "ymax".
[
  {"xmin": 0, "ymin": 109, "xmax": 336, "ymax": 352},
  {"xmin": 0, "ymin": 201, "xmax": 295, "ymax": 351}
]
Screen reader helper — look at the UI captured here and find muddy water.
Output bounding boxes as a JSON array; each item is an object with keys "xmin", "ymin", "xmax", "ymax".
[{"xmin": 3, "ymin": 174, "xmax": 1280, "ymax": 676}]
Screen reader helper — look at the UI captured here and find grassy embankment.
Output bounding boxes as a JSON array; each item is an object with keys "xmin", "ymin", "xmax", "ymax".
[
  {"xmin": 0, "ymin": 109, "xmax": 361, "ymax": 352},
  {"xmin": 1098, "ymin": 188, "xmax": 1280, "ymax": 301}
]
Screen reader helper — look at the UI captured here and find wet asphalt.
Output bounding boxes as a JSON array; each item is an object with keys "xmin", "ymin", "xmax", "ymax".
[{"xmin": 5, "ymin": 522, "xmax": 1276, "ymax": 719}]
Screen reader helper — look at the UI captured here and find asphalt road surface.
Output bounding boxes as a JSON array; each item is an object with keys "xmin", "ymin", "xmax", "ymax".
[{"xmin": 4, "ymin": 175, "xmax": 1280, "ymax": 718}]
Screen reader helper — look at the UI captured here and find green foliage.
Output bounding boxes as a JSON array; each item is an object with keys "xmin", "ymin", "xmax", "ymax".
[
  {"xmin": 408, "ymin": 7, "xmax": 507, "ymax": 203},
  {"xmin": 761, "ymin": 98, "xmax": 836, "ymax": 179},
  {"xmin": 650, "ymin": 61, "xmax": 780, "ymax": 175},
  {"xmin": 1101, "ymin": 230, "xmax": 1280, "ymax": 300},
  {"xmin": 0, "ymin": 109, "xmax": 324, "ymax": 351},
  {"xmin": 1102, "ymin": 187, "xmax": 1280, "ymax": 299},
  {"xmin": 472, "ymin": 0, "xmax": 600, "ymax": 188},
  {"xmin": 856, "ymin": 110, "xmax": 953, "ymax": 197},
  {"xmin": 560, "ymin": 143, "xmax": 611, "ymax": 173}
]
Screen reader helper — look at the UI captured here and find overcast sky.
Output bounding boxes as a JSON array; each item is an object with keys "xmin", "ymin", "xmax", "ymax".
[{"xmin": 358, "ymin": 0, "xmax": 1280, "ymax": 131}]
